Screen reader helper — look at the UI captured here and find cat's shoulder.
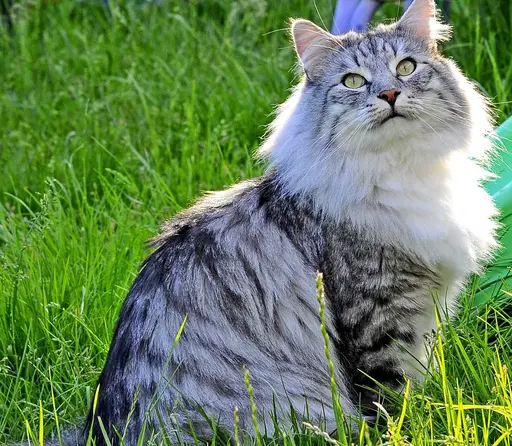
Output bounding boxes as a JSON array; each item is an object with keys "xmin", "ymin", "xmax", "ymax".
[{"xmin": 151, "ymin": 173, "xmax": 279, "ymax": 247}]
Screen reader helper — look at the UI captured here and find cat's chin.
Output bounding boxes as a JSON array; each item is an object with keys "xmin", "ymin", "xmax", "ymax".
[
  {"xmin": 354, "ymin": 118, "xmax": 463, "ymax": 157},
  {"xmin": 366, "ymin": 118, "xmax": 419, "ymax": 145},
  {"xmin": 379, "ymin": 112, "xmax": 407, "ymax": 125}
]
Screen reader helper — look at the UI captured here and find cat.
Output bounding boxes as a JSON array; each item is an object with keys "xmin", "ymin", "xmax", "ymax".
[{"xmin": 25, "ymin": 0, "xmax": 498, "ymax": 444}]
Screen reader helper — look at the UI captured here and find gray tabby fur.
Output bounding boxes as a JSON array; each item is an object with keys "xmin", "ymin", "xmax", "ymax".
[{"xmin": 14, "ymin": 0, "xmax": 498, "ymax": 444}]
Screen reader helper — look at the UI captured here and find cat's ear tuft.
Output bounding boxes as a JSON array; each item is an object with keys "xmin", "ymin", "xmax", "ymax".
[
  {"xmin": 290, "ymin": 19, "xmax": 337, "ymax": 80},
  {"xmin": 397, "ymin": 0, "xmax": 451, "ymax": 44}
]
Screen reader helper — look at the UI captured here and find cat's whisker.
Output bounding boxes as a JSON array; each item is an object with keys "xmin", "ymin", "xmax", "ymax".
[
  {"xmin": 310, "ymin": 117, "xmax": 370, "ymax": 169},
  {"xmin": 417, "ymin": 98, "xmax": 472, "ymax": 116},
  {"xmin": 300, "ymin": 120, "xmax": 365, "ymax": 178},
  {"xmin": 414, "ymin": 114, "xmax": 450, "ymax": 145},
  {"xmin": 415, "ymin": 105, "xmax": 473, "ymax": 134}
]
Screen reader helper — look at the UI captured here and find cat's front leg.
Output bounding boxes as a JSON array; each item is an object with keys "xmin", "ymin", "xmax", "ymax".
[
  {"xmin": 351, "ymin": 309, "xmax": 437, "ymax": 418},
  {"xmin": 351, "ymin": 338, "xmax": 414, "ymax": 416}
]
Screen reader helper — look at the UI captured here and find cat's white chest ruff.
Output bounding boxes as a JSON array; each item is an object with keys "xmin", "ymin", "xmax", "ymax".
[{"xmin": 364, "ymin": 159, "xmax": 496, "ymax": 280}]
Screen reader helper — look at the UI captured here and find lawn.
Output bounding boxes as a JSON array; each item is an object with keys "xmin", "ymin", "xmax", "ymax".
[{"xmin": 1, "ymin": 0, "xmax": 512, "ymax": 444}]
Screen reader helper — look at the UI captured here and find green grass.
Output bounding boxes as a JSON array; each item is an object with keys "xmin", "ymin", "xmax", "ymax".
[{"xmin": 1, "ymin": 0, "xmax": 512, "ymax": 444}]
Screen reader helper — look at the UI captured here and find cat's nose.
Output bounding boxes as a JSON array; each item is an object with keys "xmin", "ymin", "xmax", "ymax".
[{"xmin": 377, "ymin": 89, "xmax": 401, "ymax": 106}]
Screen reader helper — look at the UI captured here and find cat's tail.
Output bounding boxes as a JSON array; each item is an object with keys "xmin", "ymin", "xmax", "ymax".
[{"xmin": 10, "ymin": 426, "xmax": 82, "ymax": 446}]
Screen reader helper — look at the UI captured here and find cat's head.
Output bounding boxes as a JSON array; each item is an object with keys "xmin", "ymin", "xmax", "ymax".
[{"xmin": 261, "ymin": 0, "xmax": 491, "ymax": 164}]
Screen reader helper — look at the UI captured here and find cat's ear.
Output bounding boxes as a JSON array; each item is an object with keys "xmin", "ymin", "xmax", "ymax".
[
  {"xmin": 397, "ymin": 0, "xmax": 450, "ymax": 43},
  {"xmin": 291, "ymin": 19, "xmax": 337, "ymax": 80}
]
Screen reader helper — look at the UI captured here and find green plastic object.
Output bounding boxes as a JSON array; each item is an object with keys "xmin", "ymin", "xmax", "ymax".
[{"xmin": 473, "ymin": 116, "xmax": 512, "ymax": 305}]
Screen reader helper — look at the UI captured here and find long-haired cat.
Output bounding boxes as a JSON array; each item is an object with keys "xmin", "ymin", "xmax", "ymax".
[{"xmin": 32, "ymin": 0, "xmax": 498, "ymax": 444}]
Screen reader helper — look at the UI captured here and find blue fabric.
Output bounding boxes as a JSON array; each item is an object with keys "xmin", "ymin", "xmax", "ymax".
[{"xmin": 331, "ymin": 0, "xmax": 450, "ymax": 35}]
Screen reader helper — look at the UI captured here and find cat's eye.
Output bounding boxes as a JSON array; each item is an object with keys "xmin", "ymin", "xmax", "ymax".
[
  {"xmin": 396, "ymin": 59, "xmax": 416, "ymax": 76},
  {"xmin": 342, "ymin": 73, "xmax": 366, "ymax": 89}
]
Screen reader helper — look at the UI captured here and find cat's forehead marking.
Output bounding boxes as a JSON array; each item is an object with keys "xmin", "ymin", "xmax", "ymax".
[
  {"xmin": 363, "ymin": 35, "xmax": 397, "ymax": 56},
  {"xmin": 343, "ymin": 34, "xmax": 399, "ymax": 71},
  {"xmin": 383, "ymin": 41, "xmax": 397, "ymax": 56}
]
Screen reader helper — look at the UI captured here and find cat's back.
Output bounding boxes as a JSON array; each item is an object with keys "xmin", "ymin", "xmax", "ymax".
[
  {"xmin": 154, "ymin": 172, "xmax": 319, "ymax": 255},
  {"xmin": 151, "ymin": 171, "xmax": 322, "ymax": 291},
  {"xmin": 146, "ymin": 171, "xmax": 324, "ymax": 340}
]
